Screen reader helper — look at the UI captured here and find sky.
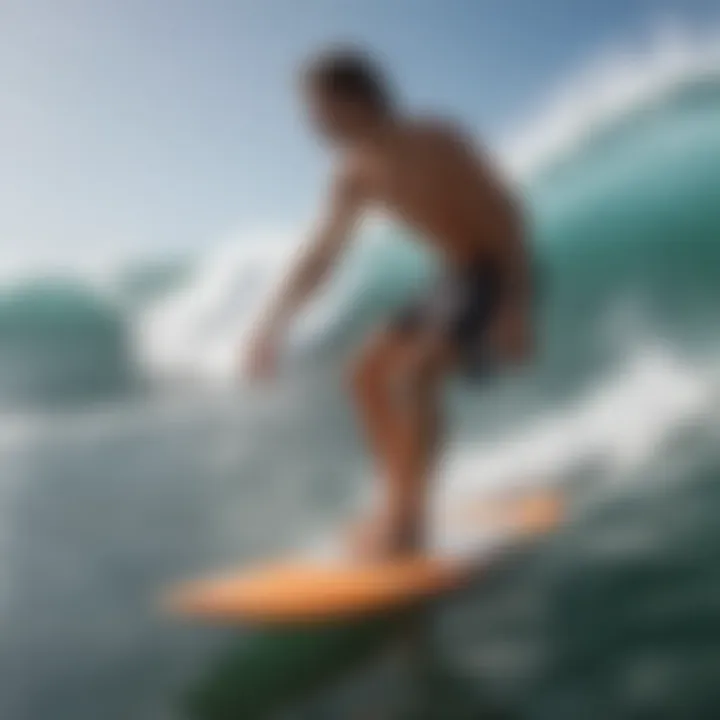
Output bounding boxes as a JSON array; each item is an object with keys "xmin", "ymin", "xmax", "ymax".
[{"xmin": 1, "ymin": 0, "xmax": 718, "ymax": 268}]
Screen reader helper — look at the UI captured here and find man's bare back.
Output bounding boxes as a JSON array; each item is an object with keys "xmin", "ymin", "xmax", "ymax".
[
  {"xmin": 342, "ymin": 119, "xmax": 522, "ymax": 267},
  {"xmin": 245, "ymin": 49, "xmax": 533, "ymax": 559}
]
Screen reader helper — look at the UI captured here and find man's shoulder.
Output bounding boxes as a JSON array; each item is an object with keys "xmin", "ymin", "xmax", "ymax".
[{"xmin": 407, "ymin": 115, "xmax": 472, "ymax": 148}]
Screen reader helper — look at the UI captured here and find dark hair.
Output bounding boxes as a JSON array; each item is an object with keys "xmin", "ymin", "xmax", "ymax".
[{"xmin": 304, "ymin": 48, "xmax": 392, "ymax": 113}]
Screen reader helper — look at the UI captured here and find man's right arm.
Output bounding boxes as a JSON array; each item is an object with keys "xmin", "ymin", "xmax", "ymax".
[{"xmin": 244, "ymin": 170, "xmax": 365, "ymax": 379}]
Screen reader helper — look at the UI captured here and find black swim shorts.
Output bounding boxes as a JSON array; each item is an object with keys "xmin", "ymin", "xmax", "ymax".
[{"xmin": 391, "ymin": 261, "xmax": 503, "ymax": 375}]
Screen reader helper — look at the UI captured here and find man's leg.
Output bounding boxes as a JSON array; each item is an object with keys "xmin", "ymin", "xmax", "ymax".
[
  {"xmin": 349, "ymin": 329, "xmax": 453, "ymax": 556},
  {"xmin": 386, "ymin": 333, "xmax": 451, "ymax": 553},
  {"xmin": 349, "ymin": 330, "xmax": 406, "ymax": 484}
]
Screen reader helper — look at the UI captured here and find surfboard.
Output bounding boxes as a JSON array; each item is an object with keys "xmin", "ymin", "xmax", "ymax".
[{"xmin": 164, "ymin": 488, "xmax": 563, "ymax": 626}]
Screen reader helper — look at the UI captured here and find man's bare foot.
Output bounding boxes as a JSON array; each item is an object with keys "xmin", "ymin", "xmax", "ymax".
[{"xmin": 347, "ymin": 513, "xmax": 422, "ymax": 561}]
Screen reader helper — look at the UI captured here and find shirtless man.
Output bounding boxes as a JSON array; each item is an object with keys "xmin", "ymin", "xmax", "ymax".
[{"xmin": 244, "ymin": 49, "xmax": 534, "ymax": 558}]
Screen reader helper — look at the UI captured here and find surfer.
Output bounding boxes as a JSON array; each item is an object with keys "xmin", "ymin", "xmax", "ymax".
[{"xmin": 244, "ymin": 48, "xmax": 534, "ymax": 558}]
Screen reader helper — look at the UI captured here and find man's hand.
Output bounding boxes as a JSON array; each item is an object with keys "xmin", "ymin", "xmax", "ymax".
[
  {"xmin": 243, "ymin": 328, "xmax": 280, "ymax": 381},
  {"xmin": 489, "ymin": 305, "xmax": 533, "ymax": 364}
]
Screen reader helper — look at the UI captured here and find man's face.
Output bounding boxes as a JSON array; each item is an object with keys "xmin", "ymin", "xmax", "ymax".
[{"xmin": 304, "ymin": 86, "xmax": 372, "ymax": 145}]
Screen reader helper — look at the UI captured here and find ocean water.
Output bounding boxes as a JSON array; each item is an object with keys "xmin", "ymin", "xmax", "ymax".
[{"xmin": 2, "ymin": 37, "xmax": 720, "ymax": 720}]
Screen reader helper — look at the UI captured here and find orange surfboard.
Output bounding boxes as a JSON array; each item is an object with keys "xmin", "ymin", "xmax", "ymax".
[{"xmin": 164, "ymin": 489, "xmax": 563, "ymax": 626}]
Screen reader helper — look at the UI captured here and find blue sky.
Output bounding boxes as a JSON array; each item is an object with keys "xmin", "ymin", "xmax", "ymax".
[{"xmin": 1, "ymin": 0, "xmax": 717, "ymax": 266}]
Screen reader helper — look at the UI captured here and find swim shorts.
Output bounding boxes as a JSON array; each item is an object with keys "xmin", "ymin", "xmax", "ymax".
[{"xmin": 391, "ymin": 260, "xmax": 503, "ymax": 375}]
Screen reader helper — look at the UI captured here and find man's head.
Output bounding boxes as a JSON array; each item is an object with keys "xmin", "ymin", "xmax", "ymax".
[{"xmin": 302, "ymin": 48, "xmax": 394, "ymax": 144}]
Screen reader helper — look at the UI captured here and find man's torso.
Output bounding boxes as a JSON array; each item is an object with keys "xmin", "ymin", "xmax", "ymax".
[{"xmin": 347, "ymin": 119, "xmax": 520, "ymax": 267}]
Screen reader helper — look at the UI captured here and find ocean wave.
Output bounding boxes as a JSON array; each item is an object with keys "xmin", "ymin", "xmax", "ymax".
[
  {"xmin": 502, "ymin": 22, "xmax": 720, "ymax": 177},
  {"xmin": 431, "ymin": 344, "xmax": 720, "ymax": 553}
]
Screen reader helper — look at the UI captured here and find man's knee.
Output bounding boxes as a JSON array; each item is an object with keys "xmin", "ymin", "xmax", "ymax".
[
  {"xmin": 347, "ymin": 333, "xmax": 397, "ymax": 401},
  {"xmin": 394, "ymin": 342, "xmax": 445, "ymax": 401}
]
